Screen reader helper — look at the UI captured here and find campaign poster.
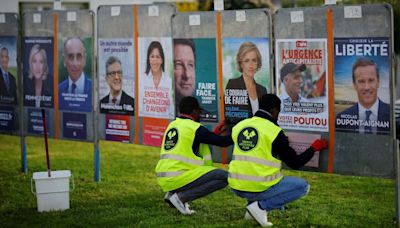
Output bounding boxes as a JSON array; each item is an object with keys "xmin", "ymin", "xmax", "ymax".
[
  {"xmin": 23, "ymin": 37, "xmax": 54, "ymax": 108},
  {"xmin": 105, "ymin": 114, "xmax": 130, "ymax": 143},
  {"xmin": 223, "ymin": 38, "xmax": 271, "ymax": 128},
  {"xmin": 142, "ymin": 117, "xmax": 169, "ymax": 147},
  {"xmin": 334, "ymin": 37, "xmax": 390, "ymax": 135},
  {"xmin": 276, "ymin": 39, "xmax": 329, "ymax": 132},
  {"xmin": 286, "ymin": 132, "xmax": 321, "ymax": 168},
  {"xmin": 58, "ymin": 37, "xmax": 92, "ymax": 112},
  {"xmin": 98, "ymin": 38, "xmax": 135, "ymax": 116},
  {"xmin": 173, "ymin": 38, "xmax": 218, "ymax": 122},
  {"xmin": 138, "ymin": 37, "xmax": 174, "ymax": 119},
  {"xmin": 62, "ymin": 112, "xmax": 87, "ymax": 140},
  {"xmin": 0, "ymin": 106, "xmax": 16, "ymax": 132},
  {"xmin": 0, "ymin": 36, "xmax": 18, "ymax": 106},
  {"xmin": 27, "ymin": 109, "xmax": 50, "ymax": 135}
]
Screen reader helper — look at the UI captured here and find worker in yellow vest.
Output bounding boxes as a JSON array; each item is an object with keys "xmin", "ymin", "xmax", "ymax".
[
  {"xmin": 228, "ymin": 94, "xmax": 328, "ymax": 226},
  {"xmin": 155, "ymin": 96, "xmax": 233, "ymax": 215}
]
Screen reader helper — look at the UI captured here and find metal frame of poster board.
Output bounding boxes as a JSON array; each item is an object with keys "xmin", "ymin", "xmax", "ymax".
[
  {"xmin": 97, "ymin": 5, "xmax": 136, "ymax": 182},
  {"xmin": 135, "ymin": 4, "xmax": 176, "ymax": 147},
  {"xmin": 220, "ymin": 9, "xmax": 273, "ymax": 164},
  {"xmin": 22, "ymin": 9, "xmax": 95, "ymax": 176},
  {"xmin": 0, "ymin": 13, "xmax": 23, "ymax": 171},
  {"xmin": 171, "ymin": 11, "xmax": 222, "ymax": 161},
  {"xmin": 275, "ymin": 4, "xmax": 395, "ymax": 177}
]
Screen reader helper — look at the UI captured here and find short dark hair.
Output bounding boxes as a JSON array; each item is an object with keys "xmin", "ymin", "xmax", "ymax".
[
  {"xmin": 145, "ymin": 41, "xmax": 165, "ymax": 74},
  {"xmin": 105, "ymin": 56, "xmax": 122, "ymax": 76},
  {"xmin": 173, "ymin": 38, "xmax": 196, "ymax": 63},
  {"xmin": 352, "ymin": 58, "xmax": 379, "ymax": 83},
  {"xmin": 259, "ymin": 93, "xmax": 281, "ymax": 113},
  {"xmin": 179, "ymin": 96, "xmax": 201, "ymax": 115}
]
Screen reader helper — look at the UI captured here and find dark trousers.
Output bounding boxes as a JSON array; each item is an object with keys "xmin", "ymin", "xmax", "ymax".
[{"xmin": 171, "ymin": 169, "xmax": 228, "ymax": 203}]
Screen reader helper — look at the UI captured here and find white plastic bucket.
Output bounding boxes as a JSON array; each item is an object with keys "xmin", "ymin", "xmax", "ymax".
[{"xmin": 31, "ymin": 170, "xmax": 74, "ymax": 212}]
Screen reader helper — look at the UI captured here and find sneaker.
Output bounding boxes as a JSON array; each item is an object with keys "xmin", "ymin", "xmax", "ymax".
[
  {"xmin": 164, "ymin": 192, "xmax": 174, "ymax": 208},
  {"xmin": 185, "ymin": 203, "xmax": 196, "ymax": 214},
  {"xmin": 244, "ymin": 211, "xmax": 253, "ymax": 220},
  {"xmin": 169, "ymin": 193, "xmax": 190, "ymax": 215},
  {"xmin": 246, "ymin": 201, "xmax": 273, "ymax": 227}
]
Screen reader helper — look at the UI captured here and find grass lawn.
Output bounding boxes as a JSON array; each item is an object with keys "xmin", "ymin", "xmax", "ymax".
[{"xmin": 0, "ymin": 134, "xmax": 397, "ymax": 227}]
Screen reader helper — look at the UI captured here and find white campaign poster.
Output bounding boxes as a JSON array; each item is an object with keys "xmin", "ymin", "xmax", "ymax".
[
  {"xmin": 275, "ymin": 39, "xmax": 329, "ymax": 132},
  {"xmin": 138, "ymin": 37, "xmax": 174, "ymax": 119}
]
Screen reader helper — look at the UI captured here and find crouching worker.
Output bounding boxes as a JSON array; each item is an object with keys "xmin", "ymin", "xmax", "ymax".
[
  {"xmin": 155, "ymin": 96, "xmax": 233, "ymax": 215},
  {"xmin": 228, "ymin": 94, "xmax": 328, "ymax": 226}
]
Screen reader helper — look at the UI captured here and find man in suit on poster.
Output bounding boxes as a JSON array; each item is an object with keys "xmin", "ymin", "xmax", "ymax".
[
  {"xmin": 100, "ymin": 56, "xmax": 134, "ymax": 115},
  {"xmin": 0, "ymin": 47, "xmax": 17, "ymax": 105},
  {"xmin": 58, "ymin": 37, "xmax": 92, "ymax": 111},
  {"xmin": 336, "ymin": 58, "xmax": 390, "ymax": 134}
]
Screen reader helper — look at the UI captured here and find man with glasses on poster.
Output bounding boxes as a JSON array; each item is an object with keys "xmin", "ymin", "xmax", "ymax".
[{"xmin": 100, "ymin": 56, "xmax": 134, "ymax": 115}]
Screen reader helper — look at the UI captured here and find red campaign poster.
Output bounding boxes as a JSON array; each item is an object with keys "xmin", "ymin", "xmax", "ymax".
[
  {"xmin": 105, "ymin": 114, "xmax": 130, "ymax": 143},
  {"xmin": 142, "ymin": 117, "xmax": 169, "ymax": 147}
]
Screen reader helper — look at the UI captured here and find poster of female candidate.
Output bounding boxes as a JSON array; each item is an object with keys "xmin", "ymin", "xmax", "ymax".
[
  {"xmin": 173, "ymin": 38, "xmax": 218, "ymax": 123},
  {"xmin": 23, "ymin": 37, "xmax": 54, "ymax": 108},
  {"xmin": 275, "ymin": 39, "xmax": 329, "ymax": 132},
  {"xmin": 0, "ymin": 36, "xmax": 18, "ymax": 106},
  {"xmin": 58, "ymin": 37, "xmax": 93, "ymax": 112},
  {"xmin": 138, "ymin": 37, "xmax": 174, "ymax": 119},
  {"xmin": 222, "ymin": 38, "xmax": 271, "ymax": 129},
  {"xmin": 98, "ymin": 38, "xmax": 135, "ymax": 116},
  {"xmin": 334, "ymin": 37, "xmax": 390, "ymax": 135}
]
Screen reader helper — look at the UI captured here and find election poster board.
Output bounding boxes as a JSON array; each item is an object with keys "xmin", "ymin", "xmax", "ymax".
[
  {"xmin": 138, "ymin": 37, "xmax": 174, "ymax": 119},
  {"xmin": 222, "ymin": 38, "xmax": 271, "ymax": 128},
  {"xmin": 174, "ymin": 38, "xmax": 218, "ymax": 123},
  {"xmin": 138, "ymin": 37, "xmax": 173, "ymax": 146},
  {"xmin": 334, "ymin": 37, "xmax": 390, "ymax": 135},
  {"xmin": 58, "ymin": 37, "xmax": 93, "ymax": 112},
  {"xmin": 98, "ymin": 38, "xmax": 135, "ymax": 116},
  {"xmin": 0, "ymin": 36, "xmax": 18, "ymax": 106},
  {"xmin": 22, "ymin": 37, "xmax": 54, "ymax": 108},
  {"xmin": 275, "ymin": 39, "xmax": 329, "ymax": 132}
]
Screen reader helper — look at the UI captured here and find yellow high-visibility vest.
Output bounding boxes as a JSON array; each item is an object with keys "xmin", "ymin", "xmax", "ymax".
[
  {"xmin": 155, "ymin": 118, "xmax": 215, "ymax": 192},
  {"xmin": 228, "ymin": 116, "xmax": 283, "ymax": 192}
]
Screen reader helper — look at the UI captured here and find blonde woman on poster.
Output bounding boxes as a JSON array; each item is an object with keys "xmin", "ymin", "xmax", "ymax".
[
  {"xmin": 139, "ymin": 39, "xmax": 174, "ymax": 119},
  {"xmin": 225, "ymin": 41, "xmax": 267, "ymax": 127}
]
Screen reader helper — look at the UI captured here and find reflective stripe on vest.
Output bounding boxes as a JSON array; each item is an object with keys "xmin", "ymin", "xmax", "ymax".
[
  {"xmin": 229, "ymin": 171, "xmax": 283, "ymax": 183},
  {"xmin": 233, "ymin": 155, "xmax": 281, "ymax": 169},
  {"xmin": 203, "ymin": 154, "xmax": 212, "ymax": 161},
  {"xmin": 160, "ymin": 154, "xmax": 204, "ymax": 166},
  {"xmin": 156, "ymin": 171, "xmax": 185, "ymax": 177}
]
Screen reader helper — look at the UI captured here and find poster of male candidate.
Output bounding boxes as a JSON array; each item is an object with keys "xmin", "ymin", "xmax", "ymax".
[
  {"xmin": 222, "ymin": 38, "xmax": 270, "ymax": 129},
  {"xmin": 334, "ymin": 37, "xmax": 390, "ymax": 135},
  {"xmin": 138, "ymin": 37, "xmax": 174, "ymax": 119},
  {"xmin": 275, "ymin": 39, "xmax": 329, "ymax": 132},
  {"xmin": 0, "ymin": 36, "xmax": 18, "ymax": 106},
  {"xmin": 173, "ymin": 38, "xmax": 218, "ymax": 122},
  {"xmin": 58, "ymin": 37, "xmax": 92, "ymax": 112},
  {"xmin": 23, "ymin": 37, "xmax": 54, "ymax": 108},
  {"xmin": 98, "ymin": 38, "xmax": 135, "ymax": 116}
]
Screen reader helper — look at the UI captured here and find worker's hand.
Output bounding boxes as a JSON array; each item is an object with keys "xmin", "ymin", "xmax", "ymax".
[
  {"xmin": 213, "ymin": 121, "xmax": 226, "ymax": 135},
  {"xmin": 311, "ymin": 139, "xmax": 328, "ymax": 152}
]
